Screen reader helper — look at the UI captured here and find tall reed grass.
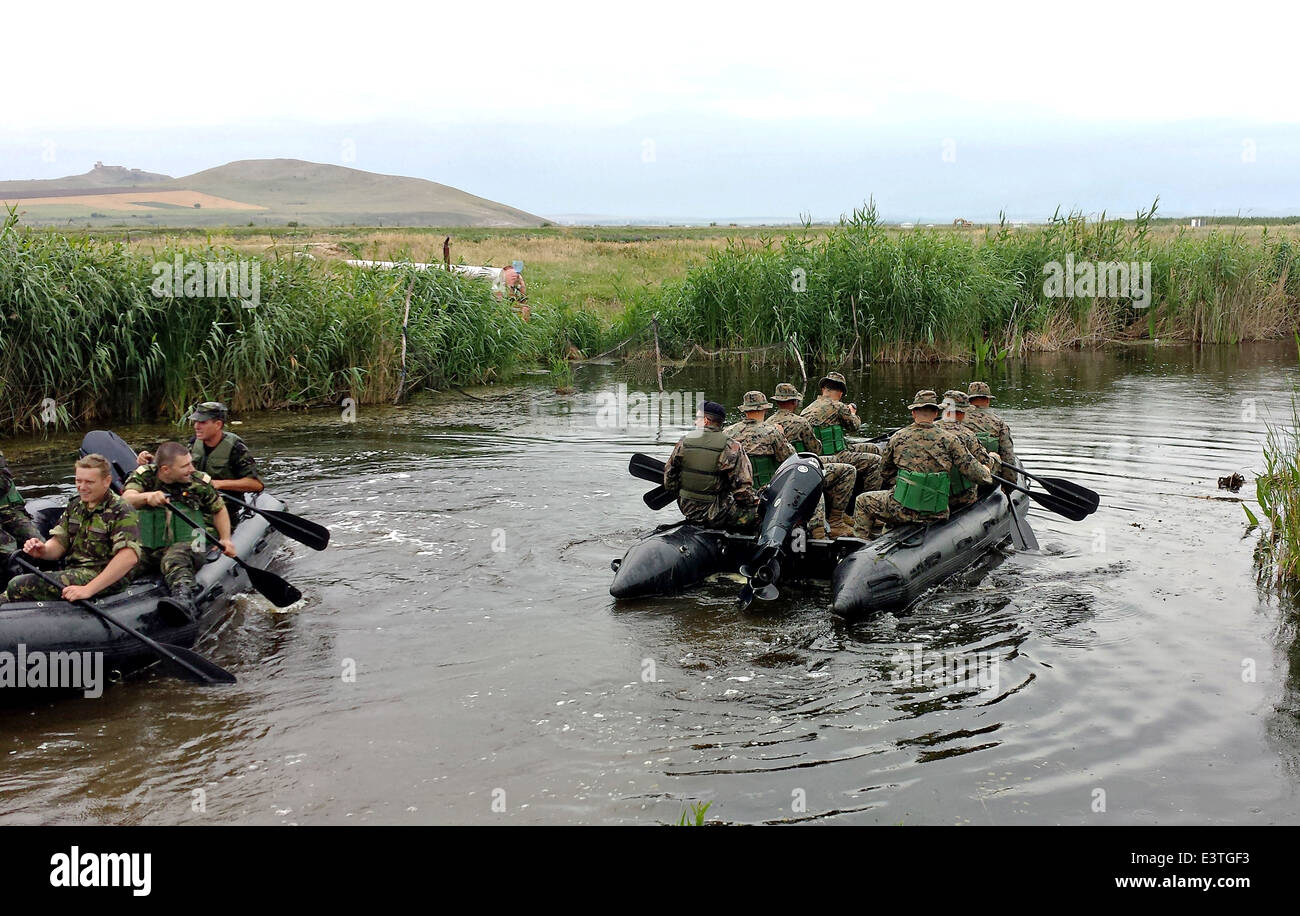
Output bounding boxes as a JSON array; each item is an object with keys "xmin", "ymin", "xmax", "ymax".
[
  {"xmin": 0, "ymin": 208, "xmax": 563, "ymax": 432},
  {"xmin": 628, "ymin": 201, "xmax": 1300, "ymax": 362},
  {"xmin": 1251, "ymin": 390, "xmax": 1300, "ymax": 588}
]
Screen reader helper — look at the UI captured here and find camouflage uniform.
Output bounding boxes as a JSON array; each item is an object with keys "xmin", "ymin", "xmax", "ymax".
[
  {"xmin": 124, "ymin": 465, "xmax": 224, "ymax": 594},
  {"xmin": 964, "ymin": 381, "xmax": 1018, "ymax": 485},
  {"xmin": 664, "ymin": 428, "xmax": 759, "ymax": 531},
  {"xmin": 0, "ymin": 451, "xmax": 41, "ymax": 555},
  {"xmin": 852, "ymin": 391, "xmax": 993, "ymax": 539},
  {"xmin": 937, "ymin": 391, "xmax": 997, "ymax": 510},
  {"xmin": 3, "ymin": 491, "xmax": 142, "ymax": 602},
  {"xmin": 769, "ymin": 388, "xmax": 857, "ymax": 537},
  {"xmin": 799, "ymin": 376, "xmax": 884, "ymax": 490},
  {"xmin": 722, "ymin": 418, "xmax": 796, "ymax": 478}
]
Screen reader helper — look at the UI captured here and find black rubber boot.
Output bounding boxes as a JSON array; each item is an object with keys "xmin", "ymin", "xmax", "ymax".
[{"xmin": 159, "ymin": 583, "xmax": 198, "ymax": 622}]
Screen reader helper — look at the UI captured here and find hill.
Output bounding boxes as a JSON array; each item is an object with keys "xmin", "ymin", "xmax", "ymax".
[{"xmin": 0, "ymin": 159, "xmax": 546, "ymax": 228}]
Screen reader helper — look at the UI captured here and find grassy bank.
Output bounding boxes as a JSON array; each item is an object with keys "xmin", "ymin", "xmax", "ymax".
[
  {"xmin": 1251, "ymin": 392, "xmax": 1300, "ymax": 588},
  {"xmin": 0, "ymin": 209, "xmax": 601, "ymax": 432},
  {"xmin": 615, "ymin": 203, "xmax": 1300, "ymax": 362}
]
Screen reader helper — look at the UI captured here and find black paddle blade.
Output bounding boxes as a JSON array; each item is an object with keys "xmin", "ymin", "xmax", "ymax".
[
  {"xmin": 1029, "ymin": 489, "xmax": 1090, "ymax": 522},
  {"xmin": 629, "ymin": 453, "xmax": 667, "ymax": 484},
  {"xmin": 249, "ymin": 505, "xmax": 331, "ymax": 551},
  {"xmin": 643, "ymin": 486, "xmax": 677, "ymax": 511},
  {"xmin": 1008, "ymin": 497, "xmax": 1039, "ymax": 551},
  {"xmin": 239, "ymin": 560, "xmax": 303, "ymax": 608},
  {"xmin": 1036, "ymin": 477, "xmax": 1100, "ymax": 514},
  {"xmin": 156, "ymin": 642, "xmax": 238, "ymax": 685}
]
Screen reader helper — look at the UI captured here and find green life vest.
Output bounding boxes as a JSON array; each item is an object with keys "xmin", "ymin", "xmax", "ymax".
[
  {"xmin": 948, "ymin": 465, "xmax": 976, "ymax": 496},
  {"xmin": 678, "ymin": 428, "xmax": 729, "ymax": 503},
  {"xmin": 749, "ymin": 454, "xmax": 777, "ymax": 489},
  {"xmin": 976, "ymin": 432, "xmax": 998, "ymax": 453},
  {"xmin": 138, "ymin": 503, "xmax": 208, "ymax": 550},
  {"xmin": 893, "ymin": 469, "xmax": 950, "ymax": 513},
  {"xmin": 190, "ymin": 432, "xmax": 242, "ymax": 480},
  {"xmin": 0, "ymin": 477, "xmax": 24, "ymax": 509},
  {"xmin": 815, "ymin": 424, "xmax": 846, "ymax": 455}
]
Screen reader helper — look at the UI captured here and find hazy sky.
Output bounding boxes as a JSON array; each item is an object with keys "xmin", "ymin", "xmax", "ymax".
[{"xmin": 4, "ymin": 0, "xmax": 1298, "ymax": 221}]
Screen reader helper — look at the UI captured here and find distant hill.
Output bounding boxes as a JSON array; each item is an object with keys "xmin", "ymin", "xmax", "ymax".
[{"xmin": 0, "ymin": 158, "xmax": 546, "ymax": 228}]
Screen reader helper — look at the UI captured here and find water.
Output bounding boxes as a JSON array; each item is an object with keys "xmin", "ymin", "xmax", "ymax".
[{"xmin": 2, "ymin": 342, "xmax": 1298, "ymax": 824}]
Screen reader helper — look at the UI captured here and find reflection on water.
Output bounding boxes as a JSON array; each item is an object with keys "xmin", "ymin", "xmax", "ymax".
[{"xmin": 1, "ymin": 341, "xmax": 1298, "ymax": 824}]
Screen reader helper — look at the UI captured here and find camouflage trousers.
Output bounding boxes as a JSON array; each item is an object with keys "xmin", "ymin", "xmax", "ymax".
[
  {"xmin": 3, "ymin": 566, "xmax": 128, "ymax": 603},
  {"xmin": 138, "ymin": 543, "xmax": 206, "ymax": 593},
  {"xmin": 0, "ymin": 505, "xmax": 41, "ymax": 555},
  {"xmin": 852, "ymin": 490, "xmax": 949, "ymax": 539},
  {"xmin": 809, "ymin": 460, "xmax": 857, "ymax": 531},
  {"xmin": 949, "ymin": 486, "xmax": 980, "ymax": 511},
  {"xmin": 680, "ymin": 496, "xmax": 759, "ymax": 533},
  {"xmin": 831, "ymin": 447, "xmax": 883, "ymax": 492}
]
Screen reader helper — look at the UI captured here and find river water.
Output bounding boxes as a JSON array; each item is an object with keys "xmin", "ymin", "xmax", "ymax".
[{"xmin": 2, "ymin": 342, "xmax": 1298, "ymax": 825}]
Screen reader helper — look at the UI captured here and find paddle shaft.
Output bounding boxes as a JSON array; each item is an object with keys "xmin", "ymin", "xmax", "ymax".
[{"xmin": 10, "ymin": 554, "xmax": 235, "ymax": 685}]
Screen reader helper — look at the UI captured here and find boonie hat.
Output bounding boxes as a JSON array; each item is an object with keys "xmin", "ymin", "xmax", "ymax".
[
  {"xmin": 190, "ymin": 401, "xmax": 228, "ymax": 422},
  {"xmin": 771, "ymin": 382, "xmax": 803, "ymax": 403},
  {"xmin": 908, "ymin": 390, "xmax": 943, "ymax": 411},
  {"xmin": 738, "ymin": 390, "xmax": 772, "ymax": 411},
  {"xmin": 818, "ymin": 371, "xmax": 848, "ymax": 392},
  {"xmin": 967, "ymin": 381, "xmax": 996, "ymax": 400}
]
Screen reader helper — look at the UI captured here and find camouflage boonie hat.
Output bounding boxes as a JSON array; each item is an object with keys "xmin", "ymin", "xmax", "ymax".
[
  {"xmin": 943, "ymin": 389, "xmax": 970, "ymax": 409},
  {"xmin": 770, "ymin": 382, "xmax": 803, "ymax": 403},
  {"xmin": 818, "ymin": 371, "xmax": 848, "ymax": 392},
  {"xmin": 908, "ymin": 389, "xmax": 943, "ymax": 410},
  {"xmin": 967, "ymin": 381, "xmax": 996, "ymax": 400},
  {"xmin": 738, "ymin": 390, "xmax": 772, "ymax": 411},
  {"xmin": 190, "ymin": 401, "xmax": 228, "ymax": 422}
]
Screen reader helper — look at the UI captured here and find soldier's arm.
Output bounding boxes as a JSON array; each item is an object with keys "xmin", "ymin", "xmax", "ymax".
[
  {"xmin": 723, "ymin": 444, "xmax": 758, "ymax": 507},
  {"xmin": 949, "ymin": 437, "xmax": 993, "ymax": 485},
  {"xmin": 212, "ymin": 444, "xmax": 264, "ymax": 493},
  {"xmin": 998, "ymin": 423, "xmax": 1017, "ymax": 469},
  {"xmin": 803, "ymin": 426, "xmax": 822, "ymax": 454},
  {"xmin": 663, "ymin": 444, "xmax": 683, "ymax": 494},
  {"xmin": 837, "ymin": 402, "xmax": 863, "ymax": 433},
  {"xmin": 64, "ymin": 547, "xmax": 138, "ymax": 601},
  {"xmin": 33, "ymin": 513, "xmax": 72, "ymax": 559},
  {"xmin": 775, "ymin": 432, "xmax": 796, "ymax": 463},
  {"xmin": 213, "ymin": 505, "xmax": 236, "ymax": 556},
  {"xmin": 121, "ymin": 470, "xmax": 165, "ymax": 508}
]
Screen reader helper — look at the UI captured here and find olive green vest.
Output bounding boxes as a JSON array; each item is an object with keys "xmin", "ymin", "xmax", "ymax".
[
  {"xmin": 190, "ymin": 432, "xmax": 242, "ymax": 480},
  {"xmin": 975, "ymin": 432, "xmax": 998, "ymax": 452},
  {"xmin": 815, "ymin": 424, "xmax": 846, "ymax": 455},
  {"xmin": 893, "ymin": 469, "xmax": 950, "ymax": 513},
  {"xmin": 678, "ymin": 428, "xmax": 729, "ymax": 503},
  {"xmin": 948, "ymin": 465, "xmax": 976, "ymax": 496}
]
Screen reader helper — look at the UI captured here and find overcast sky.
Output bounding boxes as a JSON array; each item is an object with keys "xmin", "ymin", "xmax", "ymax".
[{"xmin": 4, "ymin": 0, "xmax": 1298, "ymax": 222}]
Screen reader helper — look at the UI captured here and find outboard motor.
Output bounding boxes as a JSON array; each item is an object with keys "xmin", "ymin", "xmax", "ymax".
[{"xmin": 738, "ymin": 455, "xmax": 824, "ymax": 608}]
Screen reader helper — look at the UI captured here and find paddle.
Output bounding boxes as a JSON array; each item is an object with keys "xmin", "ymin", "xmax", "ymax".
[
  {"xmin": 219, "ymin": 493, "xmax": 330, "ymax": 552},
  {"xmin": 10, "ymin": 554, "xmax": 236, "ymax": 685},
  {"xmin": 643, "ymin": 487, "xmax": 677, "ymax": 511},
  {"xmin": 163, "ymin": 499, "xmax": 302, "ymax": 608},
  {"xmin": 1006, "ymin": 492, "xmax": 1038, "ymax": 551},
  {"xmin": 629, "ymin": 454, "xmax": 678, "ymax": 510},
  {"xmin": 992, "ymin": 474, "xmax": 1090, "ymax": 521},
  {"xmin": 999, "ymin": 462, "xmax": 1100, "ymax": 514}
]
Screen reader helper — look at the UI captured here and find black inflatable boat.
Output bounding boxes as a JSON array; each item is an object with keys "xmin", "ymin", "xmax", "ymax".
[
  {"xmin": 610, "ymin": 456, "xmax": 1028, "ymax": 617},
  {"xmin": 0, "ymin": 432, "xmax": 290, "ymax": 696}
]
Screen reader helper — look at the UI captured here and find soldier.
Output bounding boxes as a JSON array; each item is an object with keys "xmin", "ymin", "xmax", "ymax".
[
  {"xmin": 137, "ymin": 402, "xmax": 263, "ymax": 494},
  {"xmin": 0, "ymin": 450, "xmax": 41, "ymax": 558},
  {"xmin": 939, "ymin": 390, "xmax": 1002, "ymax": 510},
  {"xmin": 769, "ymin": 383, "xmax": 857, "ymax": 538},
  {"xmin": 852, "ymin": 390, "xmax": 994, "ymax": 540},
  {"xmin": 800, "ymin": 371, "xmax": 883, "ymax": 491},
  {"xmin": 663, "ymin": 400, "xmax": 759, "ymax": 532},
  {"xmin": 723, "ymin": 391, "xmax": 796, "ymax": 490},
  {"xmin": 965, "ymin": 381, "xmax": 1018, "ymax": 485},
  {"xmin": 121, "ymin": 441, "xmax": 237, "ymax": 617},
  {"xmin": 2, "ymin": 454, "xmax": 141, "ymax": 603}
]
